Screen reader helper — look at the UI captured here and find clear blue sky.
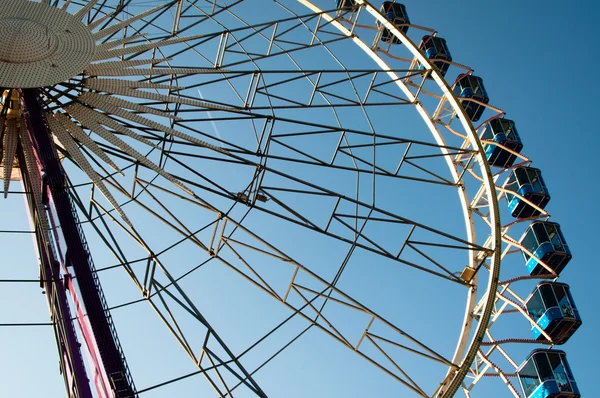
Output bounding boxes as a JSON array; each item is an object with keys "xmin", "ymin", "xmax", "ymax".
[{"xmin": 0, "ymin": 1, "xmax": 598, "ymax": 397}]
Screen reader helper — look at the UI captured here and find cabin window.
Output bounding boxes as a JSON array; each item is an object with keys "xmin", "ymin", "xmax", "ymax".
[
  {"xmin": 566, "ymin": 289, "xmax": 577, "ymax": 313},
  {"xmin": 548, "ymin": 352, "xmax": 572, "ymax": 392},
  {"xmin": 526, "ymin": 169, "xmax": 542, "ymax": 192},
  {"xmin": 491, "ymin": 118, "xmax": 502, "ymax": 128},
  {"xmin": 527, "ymin": 289, "xmax": 545, "ymax": 320},
  {"xmin": 557, "ymin": 227, "xmax": 568, "ymax": 248},
  {"xmin": 546, "ymin": 223, "xmax": 564, "ymax": 252},
  {"xmin": 521, "ymin": 228, "xmax": 538, "ymax": 261},
  {"xmin": 472, "ymin": 78, "xmax": 486, "ymax": 96},
  {"xmin": 540, "ymin": 284, "xmax": 558, "ymax": 309},
  {"xmin": 554, "ymin": 285, "xmax": 574, "ymax": 318},
  {"xmin": 532, "ymin": 223, "xmax": 549, "ymax": 244},
  {"xmin": 534, "ymin": 353, "xmax": 554, "ymax": 382},
  {"xmin": 471, "ymin": 79, "xmax": 482, "ymax": 94},
  {"xmin": 549, "ymin": 253, "xmax": 565, "ymax": 270},
  {"xmin": 382, "ymin": 2, "xmax": 406, "ymax": 18},
  {"xmin": 429, "ymin": 37, "xmax": 449, "ymax": 56},
  {"xmin": 440, "ymin": 39, "xmax": 450, "ymax": 54},
  {"xmin": 519, "ymin": 359, "xmax": 540, "ymax": 397},
  {"xmin": 503, "ymin": 120, "xmax": 518, "ymax": 140},
  {"xmin": 515, "ymin": 167, "xmax": 528, "ymax": 186},
  {"xmin": 505, "ymin": 172, "xmax": 519, "ymax": 202}
]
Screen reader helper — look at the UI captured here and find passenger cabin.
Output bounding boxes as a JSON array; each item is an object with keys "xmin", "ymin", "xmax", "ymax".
[
  {"xmin": 526, "ymin": 282, "xmax": 581, "ymax": 344},
  {"xmin": 337, "ymin": 0, "xmax": 357, "ymax": 10},
  {"xmin": 418, "ymin": 35, "xmax": 452, "ymax": 77},
  {"xmin": 520, "ymin": 221, "xmax": 571, "ymax": 276},
  {"xmin": 378, "ymin": 2, "xmax": 410, "ymax": 44},
  {"xmin": 480, "ymin": 118, "xmax": 523, "ymax": 168},
  {"xmin": 517, "ymin": 350, "xmax": 580, "ymax": 398},
  {"xmin": 505, "ymin": 167, "xmax": 550, "ymax": 218},
  {"xmin": 452, "ymin": 74, "xmax": 489, "ymax": 122}
]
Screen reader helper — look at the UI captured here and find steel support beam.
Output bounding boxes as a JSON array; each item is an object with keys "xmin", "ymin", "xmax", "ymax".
[
  {"xmin": 17, "ymin": 144, "xmax": 93, "ymax": 398},
  {"xmin": 21, "ymin": 88, "xmax": 136, "ymax": 398}
]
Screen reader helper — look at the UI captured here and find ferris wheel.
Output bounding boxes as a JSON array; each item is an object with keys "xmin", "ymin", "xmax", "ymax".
[{"xmin": 0, "ymin": 1, "xmax": 582, "ymax": 397}]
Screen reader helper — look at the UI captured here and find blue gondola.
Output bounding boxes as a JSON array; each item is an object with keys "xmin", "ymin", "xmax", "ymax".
[
  {"xmin": 525, "ymin": 282, "xmax": 581, "ymax": 344},
  {"xmin": 517, "ymin": 350, "xmax": 580, "ymax": 398},
  {"xmin": 418, "ymin": 35, "xmax": 452, "ymax": 77},
  {"xmin": 336, "ymin": 0, "xmax": 357, "ymax": 10},
  {"xmin": 520, "ymin": 221, "xmax": 571, "ymax": 276},
  {"xmin": 505, "ymin": 167, "xmax": 550, "ymax": 218},
  {"xmin": 452, "ymin": 74, "xmax": 489, "ymax": 122},
  {"xmin": 480, "ymin": 118, "xmax": 523, "ymax": 168},
  {"xmin": 378, "ymin": 2, "xmax": 410, "ymax": 44}
]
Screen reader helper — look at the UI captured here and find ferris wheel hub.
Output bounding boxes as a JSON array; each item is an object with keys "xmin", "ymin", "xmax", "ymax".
[
  {"xmin": 0, "ymin": 18, "xmax": 58, "ymax": 63},
  {"xmin": 0, "ymin": 0, "xmax": 95, "ymax": 89}
]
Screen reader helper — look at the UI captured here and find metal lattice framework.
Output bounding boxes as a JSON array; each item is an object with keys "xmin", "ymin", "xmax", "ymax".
[{"xmin": 0, "ymin": 1, "xmax": 571, "ymax": 397}]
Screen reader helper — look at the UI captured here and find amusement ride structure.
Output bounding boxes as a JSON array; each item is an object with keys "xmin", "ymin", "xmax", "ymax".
[{"xmin": 0, "ymin": 0, "xmax": 581, "ymax": 397}]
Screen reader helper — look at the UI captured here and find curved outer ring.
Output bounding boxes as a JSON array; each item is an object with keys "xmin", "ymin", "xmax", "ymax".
[{"xmin": 298, "ymin": 1, "xmax": 501, "ymax": 396}]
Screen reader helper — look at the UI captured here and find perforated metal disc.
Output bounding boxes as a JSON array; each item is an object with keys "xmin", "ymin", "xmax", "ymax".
[{"xmin": 0, "ymin": 0, "xmax": 94, "ymax": 88}]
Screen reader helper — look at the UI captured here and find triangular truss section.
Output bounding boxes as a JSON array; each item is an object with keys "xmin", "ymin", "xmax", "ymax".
[{"xmin": 209, "ymin": 217, "xmax": 456, "ymax": 397}]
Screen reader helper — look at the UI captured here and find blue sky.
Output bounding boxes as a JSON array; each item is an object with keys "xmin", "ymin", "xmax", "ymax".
[{"xmin": 1, "ymin": 1, "xmax": 598, "ymax": 397}]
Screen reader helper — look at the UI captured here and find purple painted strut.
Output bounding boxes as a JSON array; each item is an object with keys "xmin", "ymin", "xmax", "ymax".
[
  {"xmin": 17, "ymin": 145, "xmax": 92, "ymax": 398},
  {"xmin": 21, "ymin": 89, "xmax": 136, "ymax": 397}
]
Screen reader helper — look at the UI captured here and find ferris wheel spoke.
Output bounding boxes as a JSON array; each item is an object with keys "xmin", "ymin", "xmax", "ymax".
[
  {"xmin": 158, "ymin": 129, "xmax": 469, "ymax": 188},
  {"xmin": 74, "ymin": 173, "xmax": 218, "ymax": 256},
  {"xmin": 207, "ymin": 216, "xmax": 455, "ymax": 394},
  {"xmin": 173, "ymin": 1, "xmax": 245, "ymax": 37},
  {"xmin": 92, "ymin": 34, "xmax": 208, "ymax": 62},
  {"xmin": 91, "ymin": 3, "xmax": 174, "ymax": 42},
  {"xmin": 206, "ymin": 11, "xmax": 350, "ymax": 70},
  {"xmin": 166, "ymin": 109, "xmax": 473, "ymax": 188},
  {"xmin": 48, "ymin": 116, "xmax": 134, "ymax": 228},
  {"xmin": 143, "ymin": 277, "xmax": 269, "ymax": 397},
  {"xmin": 76, "ymin": 4, "xmax": 173, "ymax": 47},
  {"xmin": 120, "ymin": 158, "xmax": 485, "ymax": 285},
  {"xmin": 78, "ymin": 141, "xmax": 485, "ymax": 285},
  {"xmin": 68, "ymin": 191, "xmax": 269, "ymax": 396},
  {"xmin": 164, "ymin": 65, "xmax": 424, "ymax": 110},
  {"xmin": 263, "ymin": 131, "xmax": 470, "ymax": 186},
  {"xmin": 248, "ymin": 170, "xmax": 485, "ymax": 251},
  {"xmin": 68, "ymin": 166, "xmax": 225, "ymax": 269},
  {"xmin": 143, "ymin": 262, "xmax": 272, "ymax": 398},
  {"xmin": 82, "ymin": 4, "xmax": 123, "ymax": 31},
  {"xmin": 93, "ymin": 33, "xmax": 147, "ymax": 54}
]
